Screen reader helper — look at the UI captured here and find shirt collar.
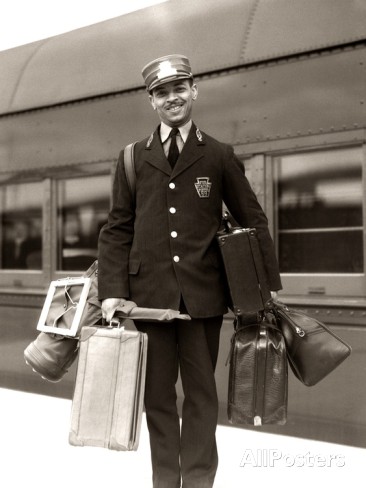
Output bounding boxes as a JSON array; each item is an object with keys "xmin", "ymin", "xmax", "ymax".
[{"xmin": 160, "ymin": 120, "xmax": 192, "ymax": 144}]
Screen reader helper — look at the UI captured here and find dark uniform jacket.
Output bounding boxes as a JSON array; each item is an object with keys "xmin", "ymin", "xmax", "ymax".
[{"xmin": 98, "ymin": 123, "xmax": 282, "ymax": 318}]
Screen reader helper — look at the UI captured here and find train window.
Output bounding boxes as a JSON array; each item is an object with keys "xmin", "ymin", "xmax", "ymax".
[
  {"xmin": 56, "ymin": 175, "xmax": 110, "ymax": 271},
  {"xmin": 274, "ymin": 147, "xmax": 364, "ymax": 296},
  {"xmin": 0, "ymin": 182, "xmax": 43, "ymax": 270}
]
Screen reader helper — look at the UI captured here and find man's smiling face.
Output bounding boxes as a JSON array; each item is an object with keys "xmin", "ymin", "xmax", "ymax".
[{"xmin": 149, "ymin": 79, "xmax": 198, "ymax": 127}]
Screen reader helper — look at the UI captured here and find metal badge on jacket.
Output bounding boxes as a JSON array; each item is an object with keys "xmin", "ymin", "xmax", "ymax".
[{"xmin": 195, "ymin": 177, "xmax": 212, "ymax": 198}]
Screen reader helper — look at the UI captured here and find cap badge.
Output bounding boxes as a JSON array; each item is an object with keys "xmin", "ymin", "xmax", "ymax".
[
  {"xmin": 157, "ymin": 61, "xmax": 178, "ymax": 80},
  {"xmin": 195, "ymin": 177, "xmax": 212, "ymax": 198}
]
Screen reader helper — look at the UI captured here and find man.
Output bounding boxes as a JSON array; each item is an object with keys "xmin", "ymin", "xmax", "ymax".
[{"xmin": 98, "ymin": 54, "xmax": 282, "ymax": 488}]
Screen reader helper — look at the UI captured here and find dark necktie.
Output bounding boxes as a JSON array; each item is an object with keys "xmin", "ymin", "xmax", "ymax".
[{"xmin": 168, "ymin": 127, "xmax": 180, "ymax": 168}]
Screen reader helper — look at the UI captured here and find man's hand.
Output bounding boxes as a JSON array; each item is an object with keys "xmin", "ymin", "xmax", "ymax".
[
  {"xmin": 101, "ymin": 298, "xmax": 138, "ymax": 322},
  {"xmin": 270, "ymin": 291, "xmax": 279, "ymax": 302},
  {"xmin": 101, "ymin": 298, "xmax": 124, "ymax": 323}
]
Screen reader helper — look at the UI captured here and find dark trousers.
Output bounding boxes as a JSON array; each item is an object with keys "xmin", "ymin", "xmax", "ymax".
[{"xmin": 135, "ymin": 314, "xmax": 223, "ymax": 488}]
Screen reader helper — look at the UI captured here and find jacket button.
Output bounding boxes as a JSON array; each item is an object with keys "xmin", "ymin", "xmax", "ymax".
[
  {"xmin": 171, "ymin": 231, "xmax": 178, "ymax": 238},
  {"xmin": 169, "ymin": 207, "xmax": 176, "ymax": 214},
  {"xmin": 169, "ymin": 182, "xmax": 176, "ymax": 189},
  {"xmin": 173, "ymin": 255, "xmax": 180, "ymax": 262}
]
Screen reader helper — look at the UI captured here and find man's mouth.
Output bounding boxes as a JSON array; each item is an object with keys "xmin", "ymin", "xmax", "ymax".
[{"xmin": 167, "ymin": 104, "xmax": 183, "ymax": 112}]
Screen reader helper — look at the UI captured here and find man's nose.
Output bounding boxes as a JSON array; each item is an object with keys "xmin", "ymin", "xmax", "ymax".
[{"xmin": 167, "ymin": 90, "xmax": 178, "ymax": 101}]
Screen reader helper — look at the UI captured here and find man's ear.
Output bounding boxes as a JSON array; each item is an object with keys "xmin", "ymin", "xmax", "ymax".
[
  {"xmin": 192, "ymin": 83, "xmax": 198, "ymax": 101},
  {"xmin": 149, "ymin": 94, "xmax": 157, "ymax": 110}
]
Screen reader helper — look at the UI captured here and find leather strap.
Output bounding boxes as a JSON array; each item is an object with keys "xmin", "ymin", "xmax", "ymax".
[
  {"xmin": 123, "ymin": 142, "xmax": 137, "ymax": 200},
  {"xmin": 246, "ymin": 229, "xmax": 271, "ymax": 308},
  {"xmin": 254, "ymin": 323, "xmax": 267, "ymax": 425}
]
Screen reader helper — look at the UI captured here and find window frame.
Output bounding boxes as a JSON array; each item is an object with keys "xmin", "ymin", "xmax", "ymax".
[
  {"xmin": 266, "ymin": 144, "xmax": 366, "ymax": 299},
  {"xmin": 0, "ymin": 177, "xmax": 49, "ymax": 289},
  {"xmin": 52, "ymin": 170, "xmax": 112, "ymax": 280},
  {"xmin": 0, "ymin": 163, "xmax": 113, "ymax": 290}
]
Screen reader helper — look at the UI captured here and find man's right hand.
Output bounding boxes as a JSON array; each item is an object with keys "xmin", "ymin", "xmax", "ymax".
[{"xmin": 101, "ymin": 298, "xmax": 124, "ymax": 323}]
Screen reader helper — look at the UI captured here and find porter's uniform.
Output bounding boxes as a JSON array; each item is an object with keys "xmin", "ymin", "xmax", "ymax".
[{"xmin": 98, "ymin": 54, "xmax": 281, "ymax": 488}]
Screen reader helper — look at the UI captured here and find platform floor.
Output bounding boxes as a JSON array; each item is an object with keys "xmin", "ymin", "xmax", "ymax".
[{"xmin": 0, "ymin": 388, "xmax": 364, "ymax": 488}]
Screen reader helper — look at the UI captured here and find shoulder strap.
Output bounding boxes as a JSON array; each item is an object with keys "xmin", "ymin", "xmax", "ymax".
[{"xmin": 123, "ymin": 142, "xmax": 137, "ymax": 199}]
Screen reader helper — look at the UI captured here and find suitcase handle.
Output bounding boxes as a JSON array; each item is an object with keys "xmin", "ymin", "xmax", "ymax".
[{"xmin": 101, "ymin": 317, "xmax": 125, "ymax": 329}]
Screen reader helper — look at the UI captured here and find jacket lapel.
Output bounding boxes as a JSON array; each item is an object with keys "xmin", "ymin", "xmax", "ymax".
[
  {"xmin": 143, "ymin": 123, "xmax": 206, "ymax": 178},
  {"xmin": 143, "ymin": 127, "xmax": 172, "ymax": 176},
  {"xmin": 172, "ymin": 123, "xmax": 206, "ymax": 178}
]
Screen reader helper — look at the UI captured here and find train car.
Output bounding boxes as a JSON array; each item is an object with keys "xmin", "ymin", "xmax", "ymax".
[{"xmin": 0, "ymin": 0, "xmax": 365, "ymax": 448}]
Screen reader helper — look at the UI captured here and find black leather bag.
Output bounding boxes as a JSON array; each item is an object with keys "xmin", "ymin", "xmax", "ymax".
[
  {"xmin": 216, "ymin": 224, "xmax": 271, "ymax": 316},
  {"xmin": 275, "ymin": 302, "xmax": 352, "ymax": 386},
  {"xmin": 218, "ymin": 219, "xmax": 287, "ymax": 425},
  {"xmin": 227, "ymin": 312, "xmax": 288, "ymax": 425}
]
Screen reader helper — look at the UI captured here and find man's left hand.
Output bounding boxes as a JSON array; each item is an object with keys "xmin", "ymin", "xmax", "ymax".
[{"xmin": 270, "ymin": 291, "xmax": 279, "ymax": 302}]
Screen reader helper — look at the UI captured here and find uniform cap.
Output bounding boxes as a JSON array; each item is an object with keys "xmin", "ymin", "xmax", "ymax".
[{"xmin": 142, "ymin": 54, "xmax": 193, "ymax": 92}]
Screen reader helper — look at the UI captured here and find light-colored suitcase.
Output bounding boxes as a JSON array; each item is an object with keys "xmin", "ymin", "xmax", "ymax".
[{"xmin": 69, "ymin": 324, "xmax": 148, "ymax": 451}]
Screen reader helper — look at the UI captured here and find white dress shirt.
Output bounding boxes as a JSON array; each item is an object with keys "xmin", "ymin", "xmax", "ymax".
[{"xmin": 160, "ymin": 120, "xmax": 192, "ymax": 158}]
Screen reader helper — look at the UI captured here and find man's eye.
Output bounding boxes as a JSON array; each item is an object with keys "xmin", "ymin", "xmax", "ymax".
[{"xmin": 155, "ymin": 90, "xmax": 166, "ymax": 97}]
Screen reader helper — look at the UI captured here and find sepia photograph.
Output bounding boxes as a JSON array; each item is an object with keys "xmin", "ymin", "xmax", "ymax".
[{"xmin": 0, "ymin": 1, "xmax": 365, "ymax": 487}]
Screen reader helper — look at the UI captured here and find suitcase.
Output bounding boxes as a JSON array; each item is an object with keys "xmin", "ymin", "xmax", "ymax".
[
  {"xmin": 69, "ymin": 323, "xmax": 148, "ymax": 451},
  {"xmin": 216, "ymin": 226, "xmax": 271, "ymax": 317},
  {"xmin": 24, "ymin": 255, "xmax": 187, "ymax": 383},
  {"xmin": 227, "ymin": 312, "xmax": 287, "ymax": 426}
]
